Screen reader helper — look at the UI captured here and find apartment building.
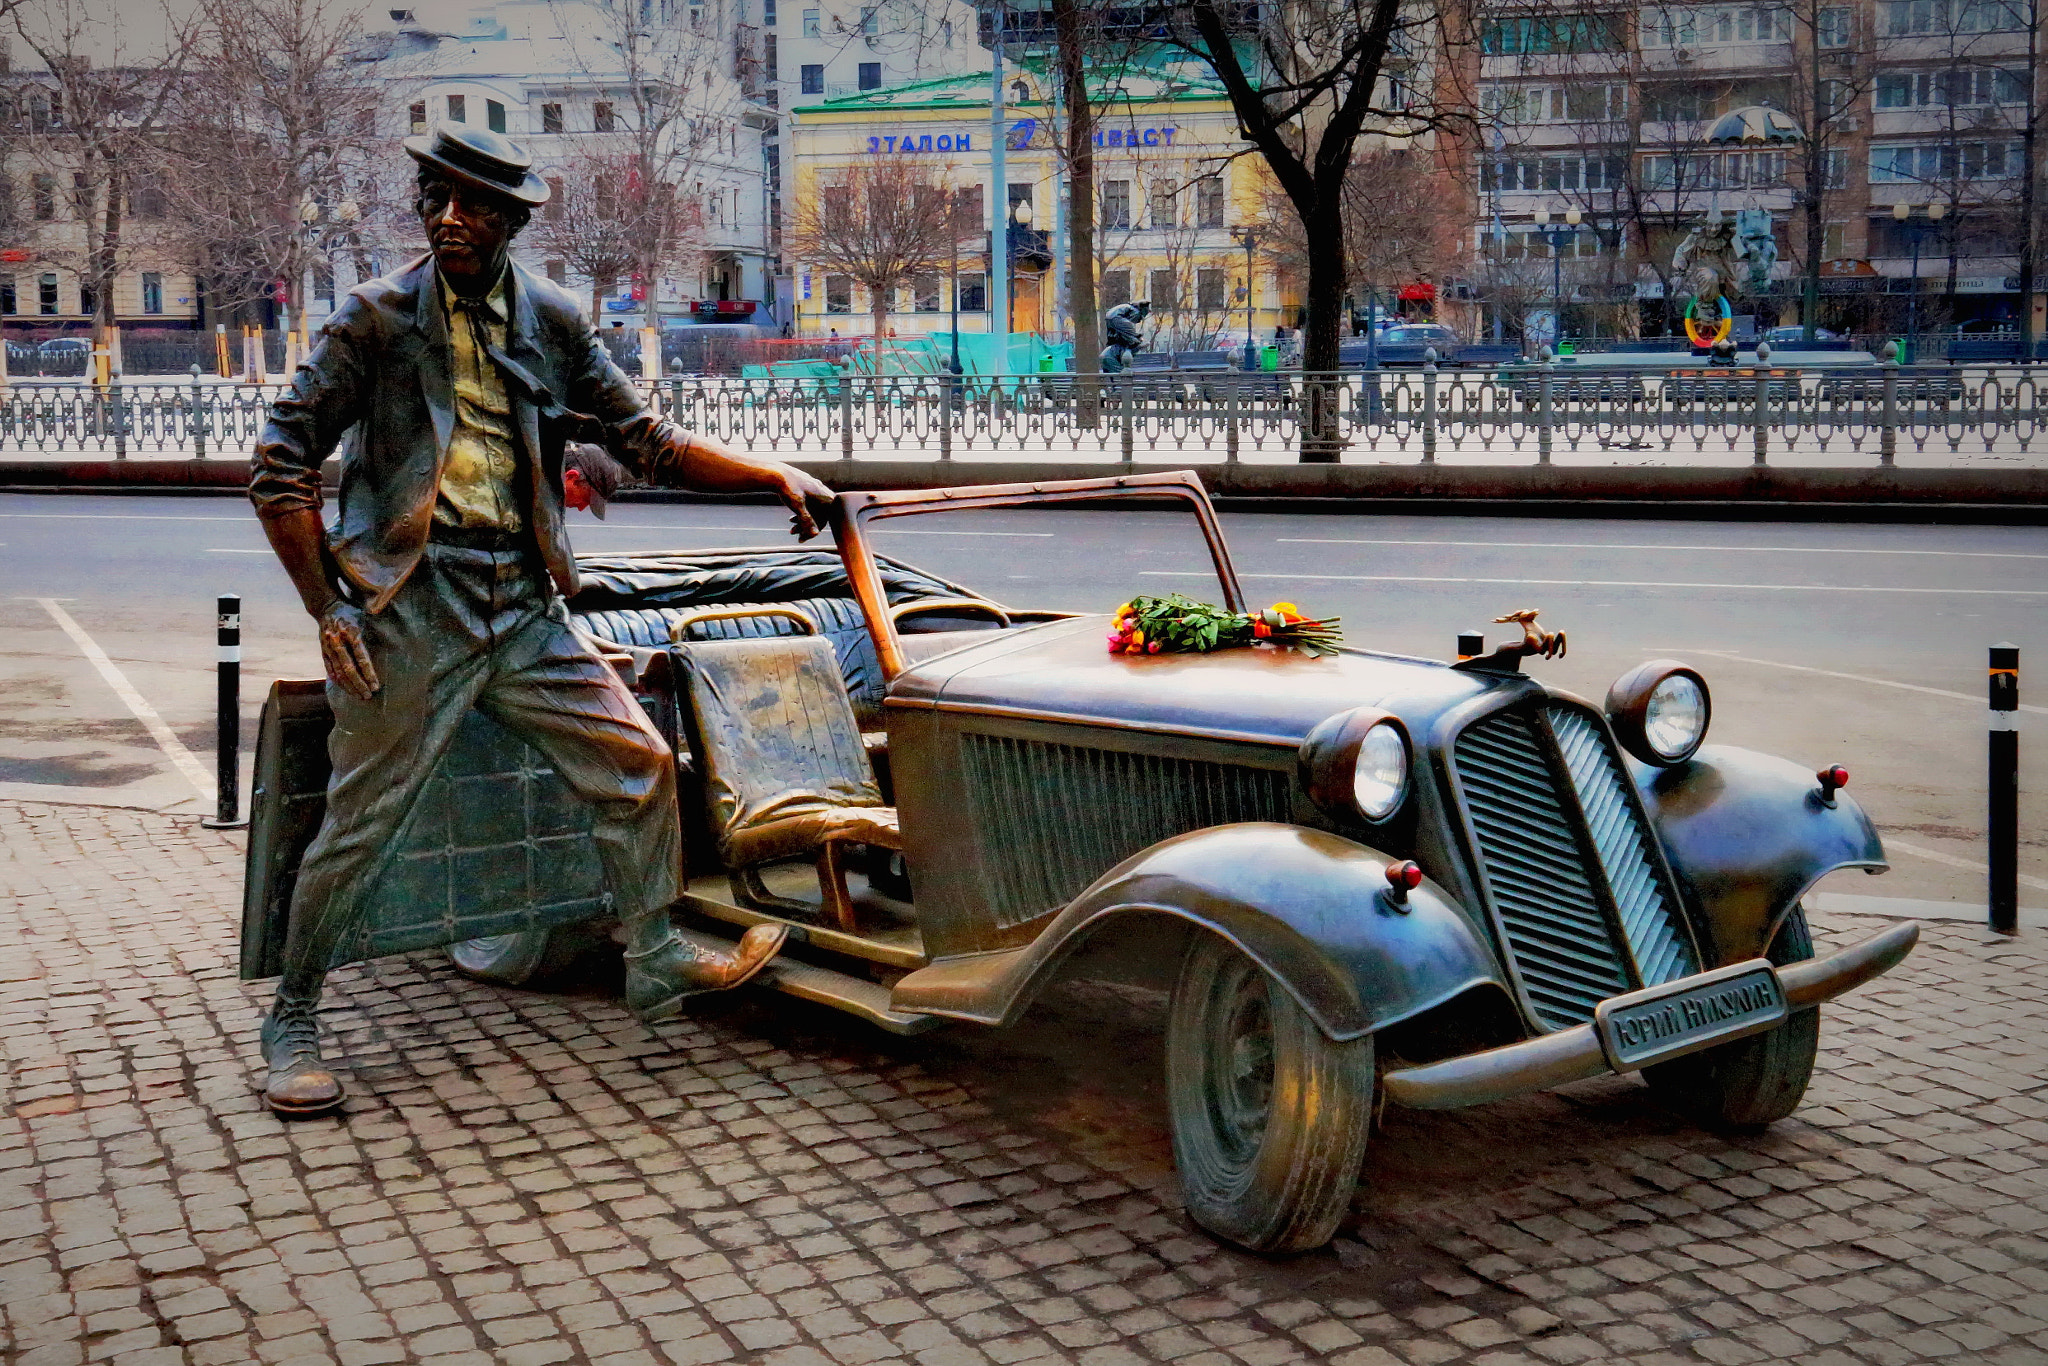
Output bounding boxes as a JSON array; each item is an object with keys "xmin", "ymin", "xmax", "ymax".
[
  {"xmin": 1470, "ymin": 0, "xmax": 2040, "ymax": 339},
  {"xmin": 352, "ymin": 0, "xmax": 779, "ymax": 328}
]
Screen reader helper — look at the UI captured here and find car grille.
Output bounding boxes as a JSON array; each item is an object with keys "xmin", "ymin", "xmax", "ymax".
[
  {"xmin": 1454, "ymin": 704, "xmax": 1696, "ymax": 1031},
  {"xmin": 961, "ymin": 733, "xmax": 1292, "ymax": 929}
]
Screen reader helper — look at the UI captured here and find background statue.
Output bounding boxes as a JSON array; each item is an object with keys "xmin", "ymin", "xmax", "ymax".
[
  {"xmin": 1100, "ymin": 300, "xmax": 1150, "ymax": 372},
  {"xmin": 1733, "ymin": 208, "xmax": 1778, "ymax": 296}
]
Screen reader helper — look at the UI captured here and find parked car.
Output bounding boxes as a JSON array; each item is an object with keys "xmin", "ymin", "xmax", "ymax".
[
  {"xmin": 1763, "ymin": 325, "xmax": 1843, "ymax": 345},
  {"xmin": 36, "ymin": 336, "xmax": 91, "ymax": 357},
  {"xmin": 243, "ymin": 472, "xmax": 1916, "ymax": 1255}
]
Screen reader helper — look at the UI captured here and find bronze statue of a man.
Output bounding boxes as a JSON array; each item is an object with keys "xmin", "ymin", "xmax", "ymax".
[{"xmin": 248, "ymin": 126, "xmax": 830, "ymax": 1116}]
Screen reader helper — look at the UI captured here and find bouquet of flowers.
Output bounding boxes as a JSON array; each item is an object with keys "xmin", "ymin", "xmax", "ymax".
[{"xmin": 1107, "ymin": 594, "xmax": 1343, "ymax": 658}]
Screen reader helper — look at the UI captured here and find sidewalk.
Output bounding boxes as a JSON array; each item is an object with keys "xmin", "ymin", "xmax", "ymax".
[{"xmin": 4, "ymin": 796, "xmax": 2046, "ymax": 1366}]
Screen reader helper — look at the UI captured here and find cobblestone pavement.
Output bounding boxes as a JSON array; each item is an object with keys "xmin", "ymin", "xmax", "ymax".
[{"xmin": 3, "ymin": 798, "xmax": 2046, "ymax": 1366}]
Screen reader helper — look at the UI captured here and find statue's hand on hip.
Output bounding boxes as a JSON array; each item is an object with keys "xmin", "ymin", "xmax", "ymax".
[{"xmin": 319, "ymin": 602, "xmax": 380, "ymax": 701}]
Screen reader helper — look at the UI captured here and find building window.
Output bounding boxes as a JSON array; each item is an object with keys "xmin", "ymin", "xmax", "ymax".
[
  {"xmin": 1817, "ymin": 6, "xmax": 1852, "ymax": 44},
  {"xmin": 447, "ymin": 94, "xmax": 466, "ymax": 123},
  {"xmin": 31, "ymin": 173, "xmax": 52, "ymax": 221},
  {"xmin": 0, "ymin": 276, "xmax": 14, "ymax": 314},
  {"xmin": 1823, "ymin": 147, "xmax": 1849, "ymax": 189},
  {"xmin": 1871, "ymin": 140, "xmax": 2019, "ymax": 182},
  {"xmin": 858, "ymin": 62, "xmax": 881, "ymax": 90},
  {"xmin": 1101, "ymin": 268, "xmax": 1130, "ymax": 307},
  {"xmin": 1479, "ymin": 11, "xmax": 1623, "ymax": 54},
  {"xmin": 39, "ymin": 273, "xmax": 57, "ymax": 314},
  {"xmin": 1148, "ymin": 269, "xmax": 1176, "ymax": 311},
  {"xmin": 952, "ymin": 184, "xmax": 982, "ymax": 230},
  {"xmin": 594, "ymin": 101, "xmax": 615, "ymax": 132},
  {"xmin": 545, "ymin": 259, "xmax": 566, "ymax": 283},
  {"xmin": 141, "ymin": 271, "xmax": 163, "ymax": 313},
  {"xmin": 1824, "ymin": 222, "xmax": 1848, "ymax": 259},
  {"xmin": 801, "ymin": 64, "xmax": 823, "ymax": 94},
  {"xmin": 764, "ymin": 0, "xmax": 776, "ymax": 22},
  {"xmin": 802, "ymin": 6, "xmax": 820, "ymax": 34},
  {"xmin": 544, "ymin": 176, "xmax": 565, "ymax": 219},
  {"xmin": 1149, "ymin": 180, "xmax": 1175, "ymax": 229},
  {"xmin": 409, "ymin": 101, "xmax": 427, "ymax": 134},
  {"xmin": 486, "ymin": 99, "xmax": 506, "ymax": 133},
  {"xmin": 957, "ymin": 272, "xmax": 986, "ymax": 311},
  {"xmin": 311, "ymin": 264, "xmax": 332, "ymax": 309},
  {"xmin": 1877, "ymin": 68, "xmax": 2027, "ymax": 108},
  {"xmin": 79, "ymin": 280, "xmax": 96, "ymax": 317},
  {"xmin": 1101, "ymin": 179, "xmax": 1130, "ymax": 230},
  {"xmin": 129, "ymin": 176, "xmax": 167, "ymax": 220},
  {"xmin": 72, "ymin": 172, "xmax": 91, "ymax": 221},
  {"xmin": 1196, "ymin": 177, "xmax": 1224, "ymax": 228},
  {"xmin": 766, "ymin": 34, "xmax": 777, "ymax": 80},
  {"xmin": 825, "ymin": 273, "xmax": 852, "ymax": 312},
  {"xmin": 860, "ymin": 5, "xmax": 878, "ymax": 32},
  {"xmin": 1197, "ymin": 268, "xmax": 1226, "ymax": 312},
  {"xmin": 541, "ymin": 103, "xmax": 563, "ymax": 134},
  {"xmin": 1882, "ymin": 0, "xmax": 2023, "ymax": 34},
  {"xmin": 914, "ymin": 274, "xmax": 940, "ymax": 311}
]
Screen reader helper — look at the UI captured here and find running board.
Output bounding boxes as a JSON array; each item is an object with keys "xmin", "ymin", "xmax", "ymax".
[{"xmin": 672, "ymin": 925, "xmax": 942, "ymax": 1035}]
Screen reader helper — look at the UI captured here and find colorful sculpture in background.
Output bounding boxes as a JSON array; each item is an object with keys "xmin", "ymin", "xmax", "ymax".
[{"xmin": 1671, "ymin": 209, "xmax": 1778, "ymax": 351}]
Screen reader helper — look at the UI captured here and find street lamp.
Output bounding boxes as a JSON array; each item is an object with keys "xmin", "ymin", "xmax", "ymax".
[
  {"xmin": 1891, "ymin": 200, "xmax": 1946, "ymax": 362},
  {"xmin": 1006, "ymin": 197, "xmax": 1033, "ymax": 338},
  {"xmin": 1230, "ymin": 227, "xmax": 1257, "ymax": 369},
  {"xmin": 1531, "ymin": 206, "xmax": 1581, "ymax": 352}
]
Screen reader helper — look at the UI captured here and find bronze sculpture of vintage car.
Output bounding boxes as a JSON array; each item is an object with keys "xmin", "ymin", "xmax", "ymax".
[{"xmin": 244, "ymin": 470, "xmax": 1915, "ymax": 1255}]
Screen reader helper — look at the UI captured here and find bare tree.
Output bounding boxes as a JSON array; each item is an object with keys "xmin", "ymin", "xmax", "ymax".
[
  {"xmin": 527, "ymin": 151, "xmax": 670, "ymax": 322},
  {"xmin": 154, "ymin": 0, "xmax": 395, "ymax": 325},
  {"xmin": 788, "ymin": 158, "xmax": 969, "ymax": 340},
  {"xmin": 10, "ymin": 0, "xmax": 193, "ymax": 346},
  {"xmin": 542, "ymin": 0, "xmax": 738, "ymax": 327},
  {"xmin": 1257, "ymin": 147, "xmax": 1462, "ymax": 329},
  {"xmin": 1164, "ymin": 0, "xmax": 1475, "ymax": 458}
]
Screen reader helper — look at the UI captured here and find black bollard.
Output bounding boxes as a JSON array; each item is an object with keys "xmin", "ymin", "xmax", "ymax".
[
  {"xmin": 1988, "ymin": 642, "xmax": 2018, "ymax": 934},
  {"xmin": 201, "ymin": 594, "xmax": 246, "ymax": 829}
]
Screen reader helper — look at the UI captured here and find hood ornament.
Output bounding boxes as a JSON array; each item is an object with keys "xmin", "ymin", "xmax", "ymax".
[{"xmin": 1454, "ymin": 609, "xmax": 1567, "ymax": 673}]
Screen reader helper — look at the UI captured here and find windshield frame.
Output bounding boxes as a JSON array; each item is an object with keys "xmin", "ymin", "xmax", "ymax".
[{"xmin": 832, "ymin": 470, "xmax": 1244, "ymax": 682}]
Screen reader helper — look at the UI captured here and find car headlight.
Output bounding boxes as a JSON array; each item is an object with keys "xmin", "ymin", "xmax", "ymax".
[
  {"xmin": 1300, "ymin": 710, "xmax": 1411, "ymax": 823},
  {"xmin": 1606, "ymin": 661, "xmax": 1710, "ymax": 766}
]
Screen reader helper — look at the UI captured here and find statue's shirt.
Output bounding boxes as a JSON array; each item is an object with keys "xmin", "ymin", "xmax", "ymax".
[{"xmin": 434, "ymin": 271, "xmax": 522, "ymax": 532}]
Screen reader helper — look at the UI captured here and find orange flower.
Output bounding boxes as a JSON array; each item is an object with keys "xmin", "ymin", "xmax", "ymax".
[{"xmin": 1252, "ymin": 621, "xmax": 1271, "ymax": 638}]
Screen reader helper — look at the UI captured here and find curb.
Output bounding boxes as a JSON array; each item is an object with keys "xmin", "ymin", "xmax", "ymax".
[{"xmin": 4, "ymin": 458, "xmax": 2045, "ymax": 523}]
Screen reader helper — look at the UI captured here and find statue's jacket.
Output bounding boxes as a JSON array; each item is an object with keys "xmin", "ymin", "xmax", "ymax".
[{"xmin": 252, "ymin": 254, "xmax": 690, "ymax": 613}]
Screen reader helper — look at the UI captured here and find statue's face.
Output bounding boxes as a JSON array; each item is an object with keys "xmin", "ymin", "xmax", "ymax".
[{"xmin": 416, "ymin": 176, "xmax": 517, "ymax": 290}]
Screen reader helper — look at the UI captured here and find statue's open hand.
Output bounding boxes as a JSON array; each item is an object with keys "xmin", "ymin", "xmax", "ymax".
[
  {"xmin": 319, "ymin": 602, "xmax": 380, "ymax": 701},
  {"xmin": 777, "ymin": 466, "xmax": 837, "ymax": 541}
]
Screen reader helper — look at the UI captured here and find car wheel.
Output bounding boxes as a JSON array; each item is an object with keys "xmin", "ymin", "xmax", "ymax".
[
  {"xmin": 448, "ymin": 922, "xmax": 609, "ymax": 987},
  {"xmin": 1643, "ymin": 906, "xmax": 1819, "ymax": 1129},
  {"xmin": 1165, "ymin": 934, "xmax": 1374, "ymax": 1255}
]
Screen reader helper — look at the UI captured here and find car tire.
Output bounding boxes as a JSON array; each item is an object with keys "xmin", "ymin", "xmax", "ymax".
[
  {"xmin": 1165, "ymin": 934, "xmax": 1373, "ymax": 1255},
  {"xmin": 448, "ymin": 922, "xmax": 609, "ymax": 987},
  {"xmin": 1643, "ymin": 906, "xmax": 1819, "ymax": 1129}
]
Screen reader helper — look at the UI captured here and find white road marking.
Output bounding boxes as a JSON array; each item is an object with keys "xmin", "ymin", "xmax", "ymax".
[
  {"xmin": 1684, "ymin": 648, "xmax": 2048, "ymax": 716},
  {"xmin": 1278, "ymin": 536, "xmax": 2048, "ymax": 561},
  {"xmin": 1884, "ymin": 835, "xmax": 2048, "ymax": 893},
  {"xmin": 33, "ymin": 598, "xmax": 213, "ymax": 804},
  {"xmin": 205, "ymin": 548, "xmax": 273, "ymax": 553},
  {"xmin": 1144, "ymin": 571, "xmax": 2048, "ymax": 598},
  {"xmin": 0, "ymin": 512, "xmax": 247, "ymax": 521}
]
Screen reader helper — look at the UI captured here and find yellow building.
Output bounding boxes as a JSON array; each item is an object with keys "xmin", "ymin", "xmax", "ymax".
[{"xmin": 786, "ymin": 57, "xmax": 1298, "ymax": 347}]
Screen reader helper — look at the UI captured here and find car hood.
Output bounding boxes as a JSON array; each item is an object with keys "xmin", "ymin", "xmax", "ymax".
[{"xmin": 886, "ymin": 615, "xmax": 1506, "ymax": 748}]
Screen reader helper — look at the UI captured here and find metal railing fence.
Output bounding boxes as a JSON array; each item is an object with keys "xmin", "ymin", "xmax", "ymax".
[{"xmin": 1, "ymin": 361, "xmax": 2041, "ymax": 466}]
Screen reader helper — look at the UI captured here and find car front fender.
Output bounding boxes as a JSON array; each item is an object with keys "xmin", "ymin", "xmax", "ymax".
[
  {"xmin": 888, "ymin": 823, "xmax": 1504, "ymax": 1042},
  {"xmin": 1634, "ymin": 744, "xmax": 1887, "ymax": 965}
]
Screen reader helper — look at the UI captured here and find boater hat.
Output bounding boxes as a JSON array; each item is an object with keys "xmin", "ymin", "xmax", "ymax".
[{"xmin": 403, "ymin": 124, "xmax": 551, "ymax": 208}]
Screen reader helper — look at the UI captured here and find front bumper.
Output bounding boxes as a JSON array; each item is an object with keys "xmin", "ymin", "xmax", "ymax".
[{"xmin": 1380, "ymin": 922, "xmax": 1918, "ymax": 1110}]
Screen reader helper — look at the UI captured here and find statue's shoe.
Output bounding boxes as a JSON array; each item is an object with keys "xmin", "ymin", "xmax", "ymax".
[
  {"xmin": 260, "ymin": 1004, "xmax": 344, "ymax": 1117},
  {"xmin": 624, "ymin": 923, "xmax": 788, "ymax": 1023}
]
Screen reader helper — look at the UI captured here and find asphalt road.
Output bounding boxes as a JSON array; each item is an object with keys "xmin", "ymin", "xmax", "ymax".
[{"xmin": 1, "ymin": 490, "xmax": 2041, "ymax": 906}]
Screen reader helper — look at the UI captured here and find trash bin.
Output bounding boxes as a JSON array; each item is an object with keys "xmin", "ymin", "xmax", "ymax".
[{"xmin": 1260, "ymin": 344, "xmax": 1279, "ymax": 372}]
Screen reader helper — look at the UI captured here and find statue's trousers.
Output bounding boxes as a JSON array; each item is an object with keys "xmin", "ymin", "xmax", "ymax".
[{"xmin": 281, "ymin": 541, "xmax": 680, "ymax": 977}]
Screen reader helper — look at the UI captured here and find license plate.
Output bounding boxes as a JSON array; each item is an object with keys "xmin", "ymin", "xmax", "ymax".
[{"xmin": 1595, "ymin": 960, "xmax": 1787, "ymax": 1072}]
